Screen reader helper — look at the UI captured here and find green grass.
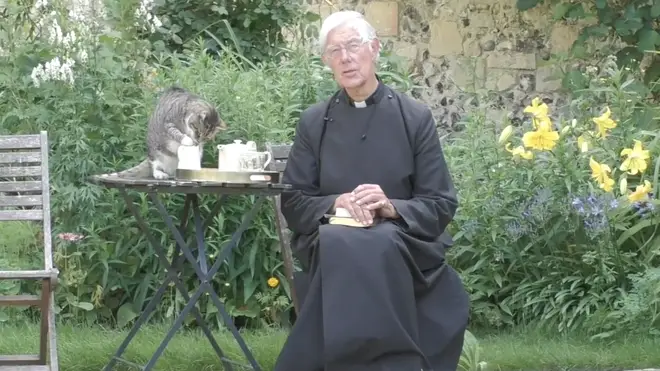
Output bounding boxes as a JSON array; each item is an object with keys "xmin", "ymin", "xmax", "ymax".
[{"xmin": 0, "ymin": 323, "xmax": 659, "ymax": 371}]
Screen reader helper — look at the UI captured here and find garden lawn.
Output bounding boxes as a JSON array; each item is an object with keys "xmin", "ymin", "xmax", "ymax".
[{"xmin": 0, "ymin": 323, "xmax": 659, "ymax": 371}]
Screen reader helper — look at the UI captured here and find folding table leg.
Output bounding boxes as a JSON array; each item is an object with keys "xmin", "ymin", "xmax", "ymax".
[
  {"xmin": 103, "ymin": 190, "xmax": 234, "ymax": 371},
  {"xmin": 148, "ymin": 194, "xmax": 267, "ymax": 371}
]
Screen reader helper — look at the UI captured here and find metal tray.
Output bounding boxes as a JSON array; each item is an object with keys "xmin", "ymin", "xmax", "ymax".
[{"xmin": 176, "ymin": 168, "xmax": 281, "ymax": 183}]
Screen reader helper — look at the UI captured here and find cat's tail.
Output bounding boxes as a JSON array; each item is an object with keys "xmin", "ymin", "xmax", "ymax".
[{"xmin": 100, "ymin": 159, "xmax": 151, "ymax": 179}]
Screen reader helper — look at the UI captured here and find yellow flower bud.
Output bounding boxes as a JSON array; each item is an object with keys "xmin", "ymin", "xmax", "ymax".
[
  {"xmin": 577, "ymin": 135, "xmax": 590, "ymax": 153},
  {"xmin": 619, "ymin": 177, "xmax": 628, "ymax": 196},
  {"xmin": 561, "ymin": 126, "xmax": 570, "ymax": 134},
  {"xmin": 498, "ymin": 125, "xmax": 513, "ymax": 144}
]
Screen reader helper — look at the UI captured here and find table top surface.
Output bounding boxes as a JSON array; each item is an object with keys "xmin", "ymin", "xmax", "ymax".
[{"xmin": 88, "ymin": 174, "xmax": 291, "ymax": 195}]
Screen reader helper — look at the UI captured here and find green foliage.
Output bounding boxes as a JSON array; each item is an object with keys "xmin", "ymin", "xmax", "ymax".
[
  {"xmin": 142, "ymin": 0, "xmax": 318, "ymax": 63},
  {"xmin": 445, "ymin": 55, "xmax": 660, "ymax": 336},
  {"xmin": 516, "ymin": 0, "xmax": 660, "ymax": 89},
  {"xmin": 0, "ymin": 0, "xmax": 412, "ymax": 328}
]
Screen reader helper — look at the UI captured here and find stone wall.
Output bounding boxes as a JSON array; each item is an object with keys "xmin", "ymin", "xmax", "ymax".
[{"xmin": 303, "ymin": 0, "xmax": 584, "ymax": 131}]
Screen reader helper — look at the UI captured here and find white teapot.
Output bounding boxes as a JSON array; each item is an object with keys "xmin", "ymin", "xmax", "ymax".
[{"xmin": 217, "ymin": 140, "xmax": 257, "ymax": 171}]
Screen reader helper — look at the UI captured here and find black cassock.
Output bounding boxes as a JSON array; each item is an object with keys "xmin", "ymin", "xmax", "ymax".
[{"xmin": 274, "ymin": 80, "xmax": 470, "ymax": 371}]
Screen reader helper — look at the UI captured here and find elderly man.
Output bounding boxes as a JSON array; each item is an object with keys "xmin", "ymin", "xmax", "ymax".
[{"xmin": 274, "ymin": 10, "xmax": 470, "ymax": 371}]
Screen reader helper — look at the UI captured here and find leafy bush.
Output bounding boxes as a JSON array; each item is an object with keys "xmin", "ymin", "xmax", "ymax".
[
  {"xmin": 446, "ymin": 54, "xmax": 660, "ymax": 335},
  {"xmin": 0, "ymin": 0, "xmax": 412, "ymax": 328}
]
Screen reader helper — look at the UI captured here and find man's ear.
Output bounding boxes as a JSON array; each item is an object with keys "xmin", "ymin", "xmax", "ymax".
[{"xmin": 370, "ymin": 39, "xmax": 381, "ymax": 60}]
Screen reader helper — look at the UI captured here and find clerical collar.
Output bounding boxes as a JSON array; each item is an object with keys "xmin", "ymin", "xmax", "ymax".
[{"xmin": 342, "ymin": 75, "xmax": 385, "ymax": 108}]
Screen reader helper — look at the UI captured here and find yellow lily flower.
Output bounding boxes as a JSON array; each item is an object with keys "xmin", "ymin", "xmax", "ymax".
[
  {"xmin": 498, "ymin": 125, "xmax": 513, "ymax": 144},
  {"xmin": 620, "ymin": 140, "xmax": 650, "ymax": 175},
  {"xmin": 577, "ymin": 135, "xmax": 590, "ymax": 153},
  {"xmin": 522, "ymin": 128, "xmax": 559, "ymax": 151},
  {"xmin": 628, "ymin": 180, "xmax": 653, "ymax": 202},
  {"xmin": 523, "ymin": 97, "xmax": 549, "ymax": 119},
  {"xmin": 589, "ymin": 157, "xmax": 614, "ymax": 192},
  {"xmin": 533, "ymin": 116, "xmax": 553, "ymax": 131},
  {"xmin": 592, "ymin": 107, "xmax": 617, "ymax": 138},
  {"xmin": 505, "ymin": 143, "xmax": 533, "ymax": 159}
]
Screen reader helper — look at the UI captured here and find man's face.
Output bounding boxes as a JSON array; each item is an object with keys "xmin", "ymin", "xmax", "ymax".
[{"xmin": 322, "ymin": 25, "xmax": 379, "ymax": 90}]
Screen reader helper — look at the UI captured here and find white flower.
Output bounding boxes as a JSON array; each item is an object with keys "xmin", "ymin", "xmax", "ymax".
[
  {"xmin": 34, "ymin": 0, "xmax": 48, "ymax": 10},
  {"xmin": 30, "ymin": 56, "xmax": 76, "ymax": 87},
  {"xmin": 135, "ymin": 0, "xmax": 161, "ymax": 33}
]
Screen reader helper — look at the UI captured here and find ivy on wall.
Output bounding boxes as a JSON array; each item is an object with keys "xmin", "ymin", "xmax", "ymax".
[{"xmin": 517, "ymin": 0, "xmax": 660, "ymax": 89}]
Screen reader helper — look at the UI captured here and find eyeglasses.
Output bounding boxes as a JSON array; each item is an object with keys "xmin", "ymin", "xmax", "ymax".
[{"xmin": 324, "ymin": 39, "xmax": 367, "ymax": 59}]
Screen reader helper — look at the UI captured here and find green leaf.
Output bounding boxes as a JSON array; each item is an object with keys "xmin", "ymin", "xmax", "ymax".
[
  {"xmin": 243, "ymin": 276, "xmax": 258, "ymax": 302},
  {"xmin": 116, "ymin": 303, "xmax": 138, "ymax": 328},
  {"xmin": 566, "ymin": 4, "xmax": 586, "ymax": 19},
  {"xmin": 652, "ymin": 1, "xmax": 660, "ymax": 17},
  {"xmin": 614, "ymin": 16, "xmax": 644, "ymax": 36},
  {"xmin": 304, "ymin": 11, "xmax": 321, "ymax": 22},
  {"xmin": 211, "ymin": 5, "xmax": 228, "ymax": 15},
  {"xmin": 516, "ymin": 0, "xmax": 543, "ymax": 11},
  {"xmin": 637, "ymin": 28, "xmax": 660, "ymax": 52},
  {"xmin": 616, "ymin": 46, "xmax": 644, "ymax": 68},
  {"xmin": 643, "ymin": 57, "xmax": 660, "ymax": 87},
  {"xmin": 171, "ymin": 33, "xmax": 183, "ymax": 45},
  {"xmin": 553, "ymin": 3, "xmax": 572, "ymax": 19},
  {"xmin": 73, "ymin": 302, "xmax": 94, "ymax": 311},
  {"xmin": 595, "ymin": 0, "xmax": 607, "ymax": 9}
]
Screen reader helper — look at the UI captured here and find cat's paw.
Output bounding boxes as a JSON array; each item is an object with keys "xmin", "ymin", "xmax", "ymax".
[
  {"xmin": 152, "ymin": 169, "xmax": 170, "ymax": 180},
  {"xmin": 181, "ymin": 136, "xmax": 195, "ymax": 146}
]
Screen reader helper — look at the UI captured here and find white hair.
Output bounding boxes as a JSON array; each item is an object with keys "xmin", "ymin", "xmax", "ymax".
[{"xmin": 318, "ymin": 10, "xmax": 378, "ymax": 54}]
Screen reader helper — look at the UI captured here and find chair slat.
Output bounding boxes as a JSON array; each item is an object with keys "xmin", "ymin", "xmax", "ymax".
[
  {"xmin": 0, "ymin": 355, "xmax": 41, "ymax": 366},
  {"xmin": 0, "ymin": 195, "xmax": 43, "ymax": 207},
  {"xmin": 0, "ymin": 152, "xmax": 41, "ymax": 164},
  {"xmin": 271, "ymin": 162, "xmax": 286, "ymax": 172},
  {"xmin": 0, "ymin": 181, "xmax": 42, "ymax": 192},
  {"xmin": 0, "ymin": 135, "xmax": 41, "ymax": 150},
  {"xmin": 0, "ymin": 210, "xmax": 43, "ymax": 221},
  {"xmin": 0, "ymin": 166, "xmax": 42, "ymax": 178},
  {"xmin": 0, "ymin": 270, "xmax": 56, "ymax": 280},
  {"xmin": 0, "ymin": 295, "xmax": 41, "ymax": 306},
  {"xmin": 269, "ymin": 144, "xmax": 292, "ymax": 160}
]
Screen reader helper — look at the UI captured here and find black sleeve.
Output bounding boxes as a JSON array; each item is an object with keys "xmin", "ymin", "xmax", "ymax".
[
  {"xmin": 280, "ymin": 107, "xmax": 339, "ymax": 235},
  {"xmin": 389, "ymin": 105, "xmax": 458, "ymax": 240}
]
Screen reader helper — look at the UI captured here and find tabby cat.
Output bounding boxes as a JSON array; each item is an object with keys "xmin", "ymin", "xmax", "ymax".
[{"xmin": 105, "ymin": 86, "xmax": 226, "ymax": 179}]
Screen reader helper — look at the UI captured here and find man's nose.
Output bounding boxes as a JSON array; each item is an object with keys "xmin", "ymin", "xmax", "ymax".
[{"xmin": 339, "ymin": 48, "xmax": 351, "ymax": 62}]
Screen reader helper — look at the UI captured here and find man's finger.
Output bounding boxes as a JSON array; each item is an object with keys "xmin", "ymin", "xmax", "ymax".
[
  {"xmin": 345, "ymin": 202, "xmax": 364, "ymax": 222},
  {"xmin": 352, "ymin": 184, "xmax": 378, "ymax": 194},
  {"xmin": 355, "ymin": 194, "xmax": 384, "ymax": 206},
  {"xmin": 353, "ymin": 190, "xmax": 378, "ymax": 204},
  {"xmin": 364, "ymin": 199, "xmax": 387, "ymax": 210},
  {"xmin": 352, "ymin": 188, "xmax": 382, "ymax": 202},
  {"xmin": 355, "ymin": 206, "xmax": 373, "ymax": 225}
]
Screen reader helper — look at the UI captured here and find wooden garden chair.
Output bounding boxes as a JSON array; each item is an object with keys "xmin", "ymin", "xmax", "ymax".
[
  {"xmin": 266, "ymin": 143, "xmax": 311, "ymax": 317},
  {"xmin": 0, "ymin": 131, "xmax": 59, "ymax": 371}
]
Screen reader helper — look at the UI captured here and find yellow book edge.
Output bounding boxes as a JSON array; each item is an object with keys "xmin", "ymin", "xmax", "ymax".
[{"xmin": 328, "ymin": 216, "xmax": 369, "ymax": 228}]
